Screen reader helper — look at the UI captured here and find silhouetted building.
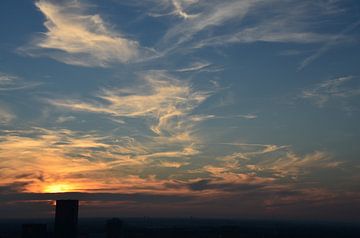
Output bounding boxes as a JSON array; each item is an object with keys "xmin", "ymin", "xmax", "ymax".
[
  {"xmin": 55, "ymin": 200, "xmax": 78, "ymax": 238},
  {"xmin": 22, "ymin": 224, "xmax": 47, "ymax": 238},
  {"xmin": 106, "ymin": 218, "xmax": 123, "ymax": 238}
]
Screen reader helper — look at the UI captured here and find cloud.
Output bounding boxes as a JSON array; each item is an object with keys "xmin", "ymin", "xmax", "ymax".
[
  {"xmin": 175, "ymin": 61, "xmax": 211, "ymax": 72},
  {"xmin": 0, "ymin": 106, "xmax": 15, "ymax": 125},
  {"xmin": 0, "ymin": 129, "xmax": 106, "ymax": 183},
  {"xmin": 0, "ymin": 127, "xmax": 159, "ymax": 194},
  {"xmin": 298, "ymin": 20, "xmax": 360, "ymax": 70},
  {"xmin": 0, "ymin": 182, "xmax": 31, "ymax": 194},
  {"xmin": 148, "ymin": 0, "xmax": 354, "ymax": 57},
  {"xmin": 184, "ymin": 143, "xmax": 341, "ymax": 190},
  {"xmin": 188, "ymin": 179, "xmax": 260, "ymax": 191},
  {"xmin": 2, "ymin": 0, "xmax": 359, "ymax": 220},
  {"xmin": 191, "ymin": 0, "xmax": 353, "ymax": 49},
  {"xmin": 247, "ymin": 151, "xmax": 340, "ymax": 178},
  {"xmin": 171, "ymin": 0, "xmax": 199, "ymax": 19},
  {"xmin": 0, "ymin": 125, "xmax": 341, "ymax": 198},
  {"xmin": 0, "ymin": 72, "xmax": 39, "ymax": 91},
  {"xmin": 148, "ymin": 0, "xmax": 198, "ymax": 19},
  {"xmin": 47, "ymin": 71, "xmax": 210, "ymax": 157},
  {"xmin": 197, "ymin": 167, "xmax": 274, "ymax": 192},
  {"xmin": 0, "ymin": 69, "xmax": 214, "ymax": 195},
  {"xmin": 0, "ymin": 73, "xmax": 17, "ymax": 85},
  {"xmin": 301, "ymin": 76, "xmax": 360, "ymax": 107},
  {"xmin": 21, "ymin": 0, "xmax": 151, "ymax": 67},
  {"xmin": 194, "ymin": 28, "xmax": 334, "ymax": 49},
  {"xmin": 56, "ymin": 115, "xmax": 76, "ymax": 123},
  {"xmin": 0, "ymin": 127, "xmax": 222, "ymax": 198},
  {"xmin": 215, "ymin": 143, "xmax": 340, "ymax": 179},
  {"xmin": 43, "ymin": 72, "xmax": 218, "ymax": 182},
  {"xmin": 190, "ymin": 113, "xmax": 258, "ymax": 122},
  {"xmin": 0, "ymin": 126, "xmax": 356, "ymax": 220},
  {"xmin": 160, "ymin": 161, "xmax": 189, "ymax": 168},
  {"xmin": 48, "ymin": 71, "xmax": 208, "ymax": 122},
  {"xmin": 163, "ymin": 0, "xmax": 258, "ymax": 45},
  {"xmin": 234, "ymin": 114, "xmax": 258, "ymax": 120},
  {"xmin": 218, "ymin": 143, "xmax": 289, "ymax": 157},
  {"xmin": 20, "ymin": 0, "xmax": 353, "ymax": 65}
]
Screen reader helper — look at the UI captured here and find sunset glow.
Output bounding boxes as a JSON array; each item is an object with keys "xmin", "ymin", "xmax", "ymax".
[
  {"xmin": 44, "ymin": 183, "xmax": 75, "ymax": 193},
  {"xmin": 0, "ymin": 0, "xmax": 359, "ymax": 221}
]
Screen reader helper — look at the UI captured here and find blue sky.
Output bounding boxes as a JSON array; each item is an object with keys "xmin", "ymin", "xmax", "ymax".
[{"xmin": 0, "ymin": 0, "xmax": 359, "ymax": 220}]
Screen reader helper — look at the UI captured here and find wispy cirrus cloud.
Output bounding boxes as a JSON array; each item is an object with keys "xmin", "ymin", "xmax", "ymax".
[
  {"xmin": 55, "ymin": 115, "xmax": 76, "ymax": 124},
  {"xmin": 171, "ymin": 0, "xmax": 198, "ymax": 19},
  {"xmin": 175, "ymin": 61, "xmax": 211, "ymax": 72},
  {"xmin": 0, "ymin": 72, "xmax": 39, "ymax": 91},
  {"xmin": 155, "ymin": 0, "xmax": 351, "ymax": 52},
  {"xmin": 298, "ymin": 20, "xmax": 360, "ymax": 70},
  {"xmin": 48, "ymin": 71, "xmax": 210, "ymax": 136},
  {"xmin": 0, "ymin": 72, "xmax": 40, "ymax": 125},
  {"xmin": 194, "ymin": 26, "xmax": 335, "ymax": 49},
  {"xmin": 301, "ymin": 76, "xmax": 360, "ymax": 107},
  {"xmin": 244, "ymin": 151, "xmax": 340, "ymax": 178},
  {"xmin": 236, "ymin": 114, "xmax": 257, "ymax": 120},
  {"xmin": 20, "ymin": 0, "xmax": 354, "ymax": 66},
  {"xmin": 0, "ymin": 106, "xmax": 15, "ymax": 125},
  {"xmin": 162, "ymin": 0, "xmax": 258, "ymax": 46},
  {"xmin": 192, "ymin": 0, "xmax": 354, "ymax": 50},
  {"xmin": 21, "ymin": 0, "xmax": 153, "ymax": 67},
  {"xmin": 148, "ymin": 0, "xmax": 198, "ymax": 19},
  {"xmin": 201, "ymin": 143, "xmax": 340, "ymax": 182},
  {"xmin": 45, "ymin": 71, "xmax": 211, "ymax": 170},
  {"xmin": 170, "ymin": 0, "xmax": 199, "ymax": 19}
]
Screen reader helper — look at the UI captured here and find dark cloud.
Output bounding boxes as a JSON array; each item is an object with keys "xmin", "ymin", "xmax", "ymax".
[
  {"xmin": 0, "ymin": 182, "xmax": 31, "ymax": 194},
  {"xmin": 187, "ymin": 179, "xmax": 267, "ymax": 192},
  {"xmin": 15, "ymin": 172, "xmax": 45, "ymax": 182},
  {"xmin": 0, "ymin": 192, "xmax": 193, "ymax": 203},
  {"xmin": 0, "ymin": 188, "xmax": 359, "ymax": 220},
  {"xmin": 164, "ymin": 179, "xmax": 269, "ymax": 192}
]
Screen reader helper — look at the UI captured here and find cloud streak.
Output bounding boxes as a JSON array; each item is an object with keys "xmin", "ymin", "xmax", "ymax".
[
  {"xmin": 22, "ymin": 0, "xmax": 152, "ymax": 67},
  {"xmin": 0, "ymin": 72, "xmax": 39, "ymax": 91},
  {"xmin": 154, "ymin": 0, "xmax": 352, "ymax": 53},
  {"xmin": 0, "ymin": 106, "xmax": 15, "ymax": 125},
  {"xmin": 48, "ymin": 71, "xmax": 209, "ymax": 139},
  {"xmin": 163, "ymin": 0, "xmax": 258, "ymax": 46},
  {"xmin": 298, "ymin": 20, "xmax": 360, "ymax": 70},
  {"xmin": 302, "ymin": 76, "xmax": 360, "ymax": 107}
]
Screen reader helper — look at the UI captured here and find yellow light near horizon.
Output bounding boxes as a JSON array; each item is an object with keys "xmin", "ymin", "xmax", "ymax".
[{"xmin": 44, "ymin": 183, "xmax": 75, "ymax": 193}]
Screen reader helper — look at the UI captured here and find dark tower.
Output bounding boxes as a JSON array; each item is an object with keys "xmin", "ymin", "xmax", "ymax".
[
  {"xmin": 106, "ymin": 218, "xmax": 123, "ymax": 238},
  {"xmin": 55, "ymin": 200, "xmax": 79, "ymax": 238},
  {"xmin": 22, "ymin": 224, "xmax": 47, "ymax": 238}
]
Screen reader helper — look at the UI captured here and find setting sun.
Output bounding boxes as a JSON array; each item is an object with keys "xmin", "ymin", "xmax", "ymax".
[{"xmin": 44, "ymin": 183, "xmax": 75, "ymax": 193}]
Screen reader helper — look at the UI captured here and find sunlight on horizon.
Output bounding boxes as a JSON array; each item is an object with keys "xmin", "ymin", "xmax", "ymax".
[{"xmin": 43, "ymin": 183, "xmax": 76, "ymax": 193}]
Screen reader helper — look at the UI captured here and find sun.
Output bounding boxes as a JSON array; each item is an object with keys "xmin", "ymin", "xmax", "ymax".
[{"xmin": 44, "ymin": 183, "xmax": 75, "ymax": 193}]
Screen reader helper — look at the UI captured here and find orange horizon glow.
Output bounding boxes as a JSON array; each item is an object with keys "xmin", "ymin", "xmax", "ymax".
[{"xmin": 43, "ymin": 183, "xmax": 77, "ymax": 193}]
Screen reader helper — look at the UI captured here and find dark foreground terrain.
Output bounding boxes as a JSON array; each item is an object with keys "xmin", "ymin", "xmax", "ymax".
[{"xmin": 0, "ymin": 218, "xmax": 359, "ymax": 238}]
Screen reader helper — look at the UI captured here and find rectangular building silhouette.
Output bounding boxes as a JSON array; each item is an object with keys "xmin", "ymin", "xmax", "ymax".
[{"xmin": 55, "ymin": 200, "xmax": 79, "ymax": 238}]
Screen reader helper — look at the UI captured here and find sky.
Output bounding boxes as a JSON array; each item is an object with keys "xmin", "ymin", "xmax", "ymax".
[{"xmin": 0, "ymin": 0, "xmax": 359, "ymax": 221}]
